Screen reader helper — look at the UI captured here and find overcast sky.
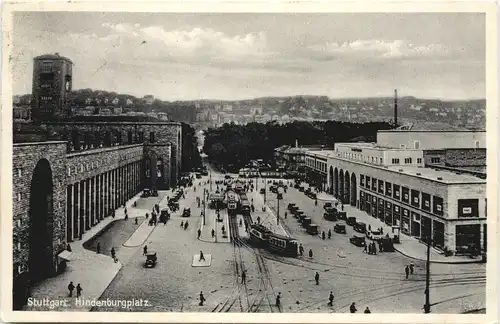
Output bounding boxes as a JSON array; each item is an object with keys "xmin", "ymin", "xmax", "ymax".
[{"xmin": 12, "ymin": 12, "xmax": 485, "ymax": 101}]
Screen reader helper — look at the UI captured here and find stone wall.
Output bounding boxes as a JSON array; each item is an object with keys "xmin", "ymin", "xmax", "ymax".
[{"xmin": 13, "ymin": 141, "xmax": 67, "ymax": 276}]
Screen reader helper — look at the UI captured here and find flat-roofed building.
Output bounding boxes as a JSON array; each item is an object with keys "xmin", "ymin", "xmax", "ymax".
[{"xmin": 304, "ymin": 130, "xmax": 487, "ymax": 254}]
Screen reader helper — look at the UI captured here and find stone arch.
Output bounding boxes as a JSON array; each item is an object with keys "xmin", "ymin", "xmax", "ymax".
[
  {"xmin": 29, "ymin": 159, "xmax": 54, "ymax": 281},
  {"xmin": 350, "ymin": 173, "xmax": 357, "ymax": 206},
  {"xmin": 328, "ymin": 166, "xmax": 334, "ymax": 195},
  {"xmin": 339, "ymin": 169, "xmax": 344, "ymax": 201},
  {"xmin": 344, "ymin": 171, "xmax": 350, "ymax": 204},
  {"xmin": 334, "ymin": 167, "xmax": 339, "ymax": 197}
]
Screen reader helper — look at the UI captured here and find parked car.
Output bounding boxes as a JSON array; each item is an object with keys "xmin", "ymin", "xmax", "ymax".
[
  {"xmin": 346, "ymin": 216, "xmax": 357, "ymax": 226},
  {"xmin": 287, "ymin": 203, "xmax": 296, "ymax": 211},
  {"xmin": 260, "ymin": 188, "xmax": 266, "ymax": 194},
  {"xmin": 141, "ymin": 188, "xmax": 151, "ymax": 198},
  {"xmin": 349, "ymin": 235, "xmax": 366, "ymax": 247},
  {"xmin": 334, "ymin": 224, "xmax": 346, "ymax": 234},
  {"xmin": 323, "ymin": 211, "xmax": 337, "ymax": 221},
  {"xmin": 306, "ymin": 224, "xmax": 319, "ymax": 235},
  {"xmin": 324, "ymin": 202, "xmax": 332, "ymax": 209},
  {"xmin": 353, "ymin": 222, "xmax": 367, "ymax": 234},
  {"xmin": 302, "ymin": 217, "xmax": 312, "ymax": 228},
  {"xmin": 366, "ymin": 230, "xmax": 384, "ymax": 241},
  {"xmin": 337, "ymin": 211, "xmax": 347, "ymax": 220},
  {"xmin": 182, "ymin": 208, "xmax": 191, "ymax": 217}
]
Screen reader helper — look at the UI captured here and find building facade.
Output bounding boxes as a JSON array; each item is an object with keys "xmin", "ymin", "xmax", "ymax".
[
  {"xmin": 31, "ymin": 54, "xmax": 73, "ymax": 121},
  {"xmin": 304, "ymin": 130, "xmax": 487, "ymax": 254}
]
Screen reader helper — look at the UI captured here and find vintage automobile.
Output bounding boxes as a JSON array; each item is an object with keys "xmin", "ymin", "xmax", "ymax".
[
  {"xmin": 141, "ymin": 188, "xmax": 151, "ymax": 198},
  {"xmin": 301, "ymin": 217, "xmax": 312, "ymax": 228},
  {"xmin": 287, "ymin": 203, "xmax": 297, "ymax": 211},
  {"xmin": 334, "ymin": 224, "xmax": 347, "ymax": 234},
  {"xmin": 182, "ymin": 208, "xmax": 191, "ymax": 217},
  {"xmin": 151, "ymin": 189, "xmax": 159, "ymax": 197},
  {"xmin": 306, "ymin": 224, "xmax": 319, "ymax": 235},
  {"xmin": 145, "ymin": 252, "xmax": 157, "ymax": 268},
  {"xmin": 323, "ymin": 211, "xmax": 337, "ymax": 222},
  {"xmin": 298, "ymin": 214, "xmax": 307, "ymax": 223},
  {"xmin": 298, "ymin": 187, "xmax": 305, "ymax": 192},
  {"xmin": 349, "ymin": 235, "xmax": 366, "ymax": 247},
  {"xmin": 196, "ymin": 173, "xmax": 202, "ymax": 179},
  {"xmin": 337, "ymin": 211, "xmax": 347, "ymax": 220},
  {"xmin": 353, "ymin": 222, "xmax": 367, "ymax": 234},
  {"xmin": 346, "ymin": 216, "xmax": 357, "ymax": 226},
  {"xmin": 366, "ymin": 230, "xmax": 384, "ymax": 241},
  {"xmin": 324, "ymin": 202, "xmax": 332, "ymax": 209},
  {"xmin": 380, "ymin": 236, "xmax": 395, "ymax": 252},
  {"xmin": 260, "ymin": 188, "xmax": 266, "ymax": 194},
  {"xmin": 293, "ymin": 210, "xmax": 304, "ymax": 218}
]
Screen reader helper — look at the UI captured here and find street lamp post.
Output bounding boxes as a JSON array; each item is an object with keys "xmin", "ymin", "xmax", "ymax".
[
  {"xmin": 209, "ymin": 170, "xmax": 212, "ymax": 192},
  {"xmin": 424, "ymin": 235, "xmax": 432, "ymax": 313}
]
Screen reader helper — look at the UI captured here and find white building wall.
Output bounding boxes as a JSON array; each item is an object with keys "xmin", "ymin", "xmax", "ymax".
[{"xmin": 377, "ymin": 131, "xmax": 486, "ymax": 149}]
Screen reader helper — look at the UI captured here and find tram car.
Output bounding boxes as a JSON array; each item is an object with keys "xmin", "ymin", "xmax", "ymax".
[
  {"xmin": 249, "ymin": 224, "xmax": 272, "ymax": 247},
  {"xmin": 239, "ymin": 193, "xmax": 251, "ymax": 216},
  {"xmin": 226, "ymin": 190, "xmax": 240, "ymax": 216},
  {"xmin": 267, "ymin": 233, "xmax": 298, "ymax": 257}
]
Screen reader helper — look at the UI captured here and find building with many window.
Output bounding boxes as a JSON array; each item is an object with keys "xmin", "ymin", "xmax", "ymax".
[{"xmin": 304, "ymin": 130, "xmax": 487, "ymax": 254}]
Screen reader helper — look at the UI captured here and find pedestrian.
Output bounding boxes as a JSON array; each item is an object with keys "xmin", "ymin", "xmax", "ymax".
[
  {"xmin": 199, "ymin": 250, "xmax": 205, "ymax": 262},
  {"xmin": 68, "ymin": 281, "xmax": 75, "ymax": 297},
  {"xmin": 199, "ymin": 291, "xmax": 206, "ymax": 306},
  {"xmin": 76, "ymin": 283, "xmax": 82, "ymax": 298},
  {"xmin": 241, "ymin": 270, "xmax": 246, "ymax": 284},
  {"xmin": 364, "ymin": 306, "xmax": 371, "ymax": 313},
  {"xmin": 410, "ymin": 262, "xmax": 415, "ymax": 274},
  {"xmin": 364, "ymin": 244, "xmax": 367, "ymax": 253},
  {"xmin": 380, "ymin": 227, "xmax": 384, "ymax": 235},
  {"xmin": 257, "ymin": 216, "xmax": 261, "ymax": 224},
  {"xmin": 309, "ymin": 249, "xmax": 313, "ymax": 258},
  {"xmin": 299, "ymin": 244, "xmax": 304, "ymax": 256},
  {"xmin": 373, "ymin": 242, "xmax": 377, "ymax": 255},
  {"xmin": 275, "ymin": 292, "xmax": 281, "ymax": 307},
  {"xmin": 111, "ymin": 247, "xmax": 116, "ymax": 259},
  {"xmin": 239, "ymin": 219, "xmax": 243, "ymax": 227},
  {"xmin": 198, "ymin": 229, "xmax": 201, "ymax": 239},
  {"xmin": 315, "ymin": 200, "xmax": 318, "ymax": 206},
  {"xmin": 212, "ymin": 229, "xmax": 215, "ymax": 238},
  {"xmin": 328, "ymin": 291, "xmax": 334, "ymax": 306},
  {"xmin": 405, "ymin": 265, "xmax": 410, "ymax": 279},
  {"xmin": 135, "ymin": 218, "xmax": 138, "ymax": 225},
  {"xmin": 368, "ymin": 224, "xmax": 371, "ymax": 231},
  {"xmin": 322, "ymin": 231, "xmax": 326, "ymax": 240},
  {"xmin": 350, "ymin": 302, "xmax": 357, "ymax": 313},
  {"xmin": 284, "ymin": 211, "xmax": 287, "ymax": 219},
  {"xmin": 143, "ymin": 245, "xmax": 148, "ymax": 256},
  {"xmin": 124, "ymin": 207, "xmax": 127, "ymax": 215},
  {"xmin": 96, "ymin": 242, "xmax": 101, "ymax": 254},
  {"xmin": 341, "ymin": 204, "xmax": 344, "ymax": 211},
  {"xmin": 328, "ymin": 229, "xmax": 332, "ymax": 239},
  {"xmin": 315, "ymin": 272, "xmax": 319, "ymax": 285},
  {"xmin": 66, "ymin": 244, "xmax": 72, "ymax": 252},
  {"xmin": 146, "ymin": 213, "xmax": 149, "ymax": 219},
  {"xmin": 221, "ymin": 225, "xmax": 225, "ymax": 234}
]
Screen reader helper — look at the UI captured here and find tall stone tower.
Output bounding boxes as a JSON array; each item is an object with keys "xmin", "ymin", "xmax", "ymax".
[{"xmin": 31, "ymin": 53, "xmax": 73, "ymax": 121}]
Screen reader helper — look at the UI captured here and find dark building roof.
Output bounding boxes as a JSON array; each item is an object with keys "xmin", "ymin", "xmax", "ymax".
[{"xmin": 34, "ymin": 53, "xmax": 73, "ymax": 64}]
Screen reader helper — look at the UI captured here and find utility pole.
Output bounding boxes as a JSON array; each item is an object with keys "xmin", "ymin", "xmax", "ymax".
[
  {"xmin": 264, "ymin": 178, "xmax": 267, "ymax": 205},
  {"xmin": 277, "ymin": 192, "xmax": 280, "ymax": 225},
  {"xmin": 424, "ymin": 235, "xmax": 431, "ymax": 313},
  {"xmin": 209, "ymin": 169, "xmax": 212, "ymax": 192},
  {"xmin": 203, "ymin": 188, "xmax": 206, "ymax": 226}
]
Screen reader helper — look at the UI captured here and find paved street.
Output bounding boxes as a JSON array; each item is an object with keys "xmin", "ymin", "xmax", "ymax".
[{"xmin": 89, "ymin": 171, "xmax": 485, "ymax": 313}]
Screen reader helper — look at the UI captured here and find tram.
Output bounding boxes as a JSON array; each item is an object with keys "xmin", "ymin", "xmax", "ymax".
[
  {"xmin": 226, "ymin": 190, "xmax": 239, "ymax": 216},
  {"xmin": 248, "ymin": 224, "xmax": 298, "ymax": 257}
]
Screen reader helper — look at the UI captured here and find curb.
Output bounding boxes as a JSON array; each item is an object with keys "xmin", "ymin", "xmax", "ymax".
[
  {"xmin": 394, "ymin": 246, "xmax": 484, "ymax": 264},
  {"xmin": 122, "ymin": 221, "xmax": 159, "ymax": 248}
]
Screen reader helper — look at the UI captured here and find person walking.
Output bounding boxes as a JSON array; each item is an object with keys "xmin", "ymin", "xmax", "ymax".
[
  {"xmin": 328, "ymin": 229, "xmax": 332, "ymax": 239},
  {"xmin": 364, "ymin": 306, "xmax": 371, "ymax": 313},
  {"xmin": 143, "ymin": 245, "xmax": 148, "ymax": 256},
  {"xmin": 350, "ymin": 302, "xmax": 357, "ymax": 313},
  {"xmin": 66, "ymin": 244, "xmax": 72, "ymax": 252},
  {"xmin": 68, "ymin": 281, "xmax": 75, "ymax": 297},
  {"xmin": 409, "ymin": 262, "xmax": 415, "ymax": 274},
  {"xmin": 309, "ymin": 249, "xmax": 313, "ymax": 258},
  {"xmin": 184, "ymin": 221, "xmax": 189, "ymax": 230},
  {"xmin": 364, "ymin": 244, "xmax": 368, "ymax": 254},
  {"xmin": 275, "ymin": 292, "xmax": 281, "ymax": 308},
  {"xmin": 299, "ymin": 244, "xmax": 304, "ymax": 256},
  {"xmin": 199, "ymin": 291, "xmax": 206, "ymax": 306},
  {"xmin": 322, "ymin": 231, "xmax": 326, "ymax": 240},
  {"xmin": 135, "ymin": 218, "xmax": 138, "ymax": 225},
  {"xmin": 199, "ymin": 250, "xmax": 205, "ymax": 262},
  {"xmin": 96, "ymin": 242, "xmax": 101, "ymax": 254},
  {"xmin": 405, "ymin": 265, "xmax": 410, "ymax": 279},
  {"xmin": 241, "ymin": 270, "xmax": 246, "ymax": 284},
  {"xmin": 180, "ymin": 220, "xmax": 184, "ymax": 228},
  {"xmin": 315, "ymin": 272, "xmax": 319, "ymax": 285},
  {"xmin": 111, "ymin": 247, "xmax": 116, "ymax": 260},
  {"xmin": 197, "ymin": 229, "xmax": 201, "ymax": 239},
  {"xmin": 211, "ymin": 229, "xmax": 215, "ymax": 238},
  {"xmin": 328, "ymin": 291, "xmax": 334, "ymax": 306},
  {"xmin": 76, "ymin": 283, "xmax": 82, "ymax": 298}
]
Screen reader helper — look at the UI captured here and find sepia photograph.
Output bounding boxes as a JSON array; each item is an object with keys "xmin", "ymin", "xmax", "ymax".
[{"xmin": 1, "ymin": 2, "xmax": 497, "ymax": 323}]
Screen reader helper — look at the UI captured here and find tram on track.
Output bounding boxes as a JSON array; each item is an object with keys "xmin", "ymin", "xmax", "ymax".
[
  {"xmin": 248, "ymin": 224, "xmax": 298, "ymax": 257},
  {"xmin": 226, "ymin": 190, "xmax": 239, "ymax": 216}
]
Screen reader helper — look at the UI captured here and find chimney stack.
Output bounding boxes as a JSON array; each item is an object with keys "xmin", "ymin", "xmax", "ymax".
[{"xmin": 394, "ymin": 89, "xmax": 398, "ymax": 127}]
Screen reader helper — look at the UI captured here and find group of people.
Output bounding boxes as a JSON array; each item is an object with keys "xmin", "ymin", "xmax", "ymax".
[
  {"xmin": 297, "ymin": 243, "xmax": 314, "ymax": 258},
  {"xmin": 364, "ymin": 242, "xmax": 378, "ymax": 255},
  {"xmin": 321, "ymin": 229, "xmax": 332, "ymax": 240},
  {"xmin": 67, "ymin": 281, "xmax": 83, "ymax": 298},
  {"xmin": 405, "ymin": 262, "xmax": 415, "ymax": 279},
  {"xmin": 350, "ymin": 302, "xmax": 371, "ymax": 313}
]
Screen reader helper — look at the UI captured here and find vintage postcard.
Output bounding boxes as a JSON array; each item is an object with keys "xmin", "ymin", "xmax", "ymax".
[{"xmin": 1, "ymin": 1, "xmax": 498, "ymax": 323}]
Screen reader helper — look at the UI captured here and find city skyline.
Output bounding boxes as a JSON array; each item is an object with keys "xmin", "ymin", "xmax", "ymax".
[{"xmin": 12, "ymin": 12, "xmax": 485, "ymax": 101}]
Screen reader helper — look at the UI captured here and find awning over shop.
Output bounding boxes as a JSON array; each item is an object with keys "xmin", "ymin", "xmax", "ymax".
[{"xmin": 58, "ymin": 250, "xmax": 72, "ymax": 261}]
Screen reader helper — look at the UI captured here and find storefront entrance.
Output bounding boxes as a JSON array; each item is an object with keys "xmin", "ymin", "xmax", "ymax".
[{"xmin": 456, "ymin": 224, "xmax": 481, "ymax": 252}]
